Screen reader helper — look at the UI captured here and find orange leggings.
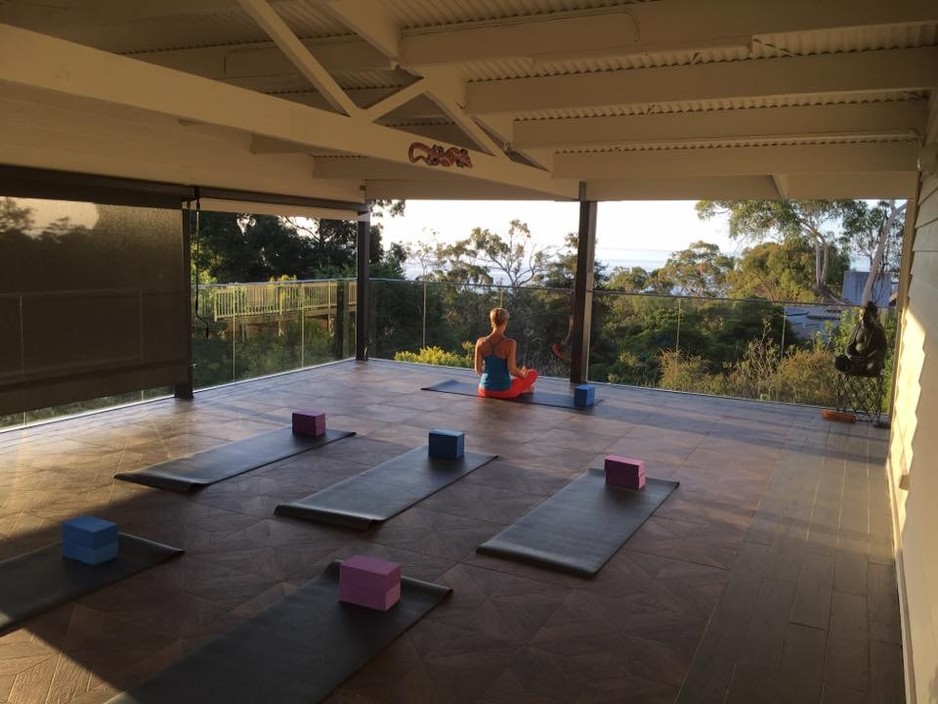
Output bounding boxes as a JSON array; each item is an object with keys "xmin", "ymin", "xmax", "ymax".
[{"xmin": 478, "ymin": 369, "xmax": 539, "ymax": 399}]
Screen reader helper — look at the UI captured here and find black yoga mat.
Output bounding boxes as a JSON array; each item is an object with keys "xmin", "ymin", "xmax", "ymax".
[
  {"xmin": 106, "ymin": 560, "xmax": 452, "ymax": 704},
  {"xmin": 422, "ymin": 379, "xmax": 601, "ymax": 409},
  {"xmin": 477, "ymin": 468, "xmax": 678, "ymax": 577},
  {"xmin": 115, "ymin": 427, "xmax": 355, "ymax": 492},
  {"xmin": 276, "ymin": 447, "xmax": 497, "ymax": 530},
  {"xmin": 0, "ymin": 534, "xmax": 183, "ymax": 632}
]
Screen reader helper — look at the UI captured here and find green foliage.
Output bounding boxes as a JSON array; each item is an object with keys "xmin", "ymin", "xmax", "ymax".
[
  {"xmin": 193, "ymin": 207, "xmax": 407, "ymax": 283},
  {"xmin": 696, "ymin": 199, "xmax": 857, "ymax": 300},
  {"xmin": 659, "ymin": 241, "xmax": 736, "ymax": 297},
  {"xmin": 393, "ymin": 344, "xmax": 474, "ymax": 368}
]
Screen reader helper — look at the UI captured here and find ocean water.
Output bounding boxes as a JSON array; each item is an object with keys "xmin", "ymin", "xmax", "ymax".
[{"xmin": 402, "ymin": 250, "xmax": 671, "ymax": 282}]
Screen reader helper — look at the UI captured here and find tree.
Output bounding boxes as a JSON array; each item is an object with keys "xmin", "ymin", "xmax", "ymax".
[
  {"xmin": 194, "ymin": 205, "xmax": 406, "ymax": 283},
  {"xmin": 409, "ymin": 220, "xmax": 555, "ymax": 287},
  {"xmin": 696, "ymin": 199, "xmax": 853, "ymax": 299},
  {"xmin": 841, "ymin": 199, "xmax": 906, "ymax": 304},
  {"xmin": 728, "ymin": 239, "xmax": 848, "ymax": 303},
  {"xmin": 659, "ymin": 241, "xmax": 736, "ymax": 297}
]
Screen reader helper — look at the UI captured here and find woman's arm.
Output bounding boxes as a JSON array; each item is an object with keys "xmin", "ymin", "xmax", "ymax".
[
  {"xmin": 474, "ymin": 338, "xmax": 485, "ymax": 375},
  {"xmin": 506, "ymin": 339, "xmax": 527, "ymax": 378}
]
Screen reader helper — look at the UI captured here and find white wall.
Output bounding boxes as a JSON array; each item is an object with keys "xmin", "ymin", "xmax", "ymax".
[{"xmin": 889, "ymin": 93, "xmax": 938, "ymax": 703}]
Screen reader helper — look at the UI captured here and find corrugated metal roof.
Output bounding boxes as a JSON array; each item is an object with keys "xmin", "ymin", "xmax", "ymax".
[
  {"xmin": 557, "ymin": 134, "xmax": 918, "ymax": 154},
  {"xmin": 755, "ymin": 22, "xmax": 938, "ymax": 58},
  {"xmin": 377, "ymin": 0, "xmax": 651, "ymax": 29},
  {"xmin": 514, "ymin": 91, "xmax": 930, "ymax": 121}
]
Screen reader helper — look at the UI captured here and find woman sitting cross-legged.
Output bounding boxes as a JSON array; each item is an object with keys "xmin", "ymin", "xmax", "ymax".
[{"xmin": 475, "ymin": 307, "xmax": 539, "ymax": 398}]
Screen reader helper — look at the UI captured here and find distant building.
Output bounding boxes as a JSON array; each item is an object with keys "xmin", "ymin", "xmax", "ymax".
[{"xmin": 842, "ymin": 270, "xmax": 893, "ymax": 307}]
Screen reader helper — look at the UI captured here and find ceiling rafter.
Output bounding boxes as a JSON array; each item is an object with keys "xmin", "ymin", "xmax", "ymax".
[
  {"xmin": 0, "ymin": 23, "xmax": 576, "ymax": 198},
  {"xmin": 236, "ymin": 0, "xmax": 358, "ymax": 116},
  {"xmin": 554, "ymin": 142, "xmax": 919, "ymax": 180},
  {"xmin": 513, "ymin": 101, "xmax": 929, "ymax": 149},
  {"xmin": 398, "ymin": 0, "xmax": 937, "ymax": 66},
  {"xmin": 467, "ymin": 46, "xmax": 938, "ymax": 115}
]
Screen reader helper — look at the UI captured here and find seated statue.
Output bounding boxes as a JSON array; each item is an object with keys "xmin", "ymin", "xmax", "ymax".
[{"xmin": 834, "ymin": 301, "xmax": 887, "ymax": 377}]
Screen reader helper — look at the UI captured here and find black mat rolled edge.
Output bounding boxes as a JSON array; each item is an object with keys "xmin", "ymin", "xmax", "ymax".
[
  {"xmin": 274, "ymin": 504, "xmax": 376, "ymax": 531},
  {"xmin": 105, "ymin": 560, "xmax": 452, "ymax": 704},
  {"xmin": 0, "ymin": 533, "xmax": 184, "ymax": 634},
  {"xmin": 474, "ymin": 542, "xmax": 597, "ymax": 578}
]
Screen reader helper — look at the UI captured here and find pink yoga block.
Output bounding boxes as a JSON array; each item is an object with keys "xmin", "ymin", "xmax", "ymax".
[
  {"xmin": 340, "ymin": 582, "xmax": 401, "ymax": 611},
  {"xmin": 341, "ymin": 555, "xmax": 402, "ymax": 590},
  {"xmin": 292, "ymin": 410, "xmax": 326, "ymax": 437},
  {"xmin": 604, "ymin": 455, "xmax": 646, "ymax": 490}
]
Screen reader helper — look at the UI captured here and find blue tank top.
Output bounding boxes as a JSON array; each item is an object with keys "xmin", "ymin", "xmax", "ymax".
[{"xmin": 480, "ymin": 340, "xmax": 512, "ymax": 391}]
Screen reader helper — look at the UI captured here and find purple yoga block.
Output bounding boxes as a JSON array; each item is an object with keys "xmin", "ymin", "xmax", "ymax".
[
  {"xmin": 339, "ymin": 555, "xmax": 402, "ymax": 611},
  {"xmin": 340, "ymin": 582, "xmax": 401, "ymax": 612},
  {"xmin": 604, "ymin": 455, "xmax": 646, "ymax": 490},
  {"xmin": 61, "ymin": 515, "xmax": 118, "ymax": 548},
  {"xmin": 292, "ymin": 410, "xmax": 326, "ymax": 437}
]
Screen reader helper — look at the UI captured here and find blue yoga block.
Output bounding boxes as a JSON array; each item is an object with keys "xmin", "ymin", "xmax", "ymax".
[
  {"xmin": 61, "ymin": 515, "xmax": 118, "ymax": 549},
  {"xmin": 574, "ymin": 384, "xmax": 596, "ymax": 408},
  {"xmin": 62, "ymin": 540, "xmax": 119, "ymax": 565},
  {"xmin": 428, "ymin": 429, "xmax": 465, "ymax": 459}
]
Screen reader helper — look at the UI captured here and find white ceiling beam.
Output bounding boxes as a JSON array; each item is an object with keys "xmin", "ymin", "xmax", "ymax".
[
  {"xmin": 401, "ymin": 10, "xmax": 639, "ymax": 67},
  {"xmin": 585, "ymin": 176, "xmax": 781, "ymax": 201},
  {"xmin": 236, "ymin": 0, "xmax": 358, "ymax": 116},
  {"xmin": 135, "ymin": 38, "xmax": 393, "ymax": 80},
  {"xmin": 583, "ymin": 170, "xmax": 919, "ymax": 201},
  {"xmin": 554, "ymin": 142, "xmax": 920, "ymax": 179},
  {"xmin": 313, "ymin": 158, "xmax": 454, "ymax": 180},
  {"xmin": 0, "ymin": 90, "xmax": 361, "ymax": 202},
  {"xmin": 0, "ymin": 0, "xmax": 309, "ymax": 26},
  {"xmin": 360, "ymin": 79, "xmax": 428, "ymax": 122},
  {"xmin": 467, "ymin": 47, "xmax": 938, "ymax": 115},
  {"xmin": 514, "ymin": 101, "xmax": 929, "ymax": 149},
  {"xmin": 772, "ymin": 174, "xmax": 789, "ymax": 199},
  {"xmin": 423, "ymin": 72, "xmax": 504, "ymax": 157},
  {"xmin": 783, "ymin": 172, "xmax": 919, "ymax": 199},
  {"xmin": 365, "ymin": 179, "xmax": 565, "ymax": 201},
  {"xmin": 398, "ymin": 0, "xmax": 937, "ymax": 67},
  {"xmin": 324, "ymin": 0, "xmax": 401, "ymax": 65},
  {"xmin": 0, "ymin": 25, "xmax": 576, "ymax": 198},
  {"xmin": 282, "ymin": 89, "xmax": 440, "ymax": 119}
]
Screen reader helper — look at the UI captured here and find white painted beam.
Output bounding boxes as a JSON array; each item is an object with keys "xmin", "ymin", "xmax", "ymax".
[
  {"xmin": 283, "ymin": 89, "xmax": 440, "ymax": 119},
  {"xmin": 236, "ymin": 0, "xmax": 358, "ymax": 116},
  {"xmin": 585, "ymin": 176, "xmax": 781, "ymax": 201},
  {"xmin": 398, "ymin": 0, "xmax": 937, "ymax": 67},
  {"xmin": 325, "ymin": 0, "xmax": 400, "ymax": 64},
  {"xmin": 514, "ymin": 101, "xmax": 929, "ymax": 149},
  {"xmin": 583, "ymin": 171, "xmax": 919, "ymax": 201},
  {"xmin": 360, "ymin": 79, "xmax": 427, "ymax": 122},
  {"xmin": 136, "ymin": 38, "xmax": 393, "ymax": 81},
  {"xmin": 0, "ymin": 90, "xmax": 361, "ymax": 202},
  {"xmin": 424, "ymin": 72, "xmax": 504, "ymax": 157},
  {"xmin": 0, "ymin": 25, "xmax": 576, "ymax": 198},
  {"xmin": 0, "ymin": 0, "xmax": 307, "ymax": 26},
  {"xmin": 467, "ymin": 47, "xmax": 938, "ymax": 115},
  {"xmin": 401, "ymin": 10, "xmax": 639, "ymax": 67},
  {"xmin": 554, "ymin": 142, "xmax": 920, "ymax": 179}
]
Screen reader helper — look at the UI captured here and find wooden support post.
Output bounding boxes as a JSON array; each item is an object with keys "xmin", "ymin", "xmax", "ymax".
[
  {"xmin": 570, "ymin": 193, "xmax": 597, "ymax": 385},
  {"xmin": 175, "ymin": 204, "xmax": 195, "ymax": 400},
  {"xmin": 356, "ymin": 210, "xmax": 371, "ymax": 361}
]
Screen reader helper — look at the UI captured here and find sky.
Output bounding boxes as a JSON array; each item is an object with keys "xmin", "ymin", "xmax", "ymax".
[{"xmin": 377, "ymin": 199, "xmax": 738, "ymax": 273}]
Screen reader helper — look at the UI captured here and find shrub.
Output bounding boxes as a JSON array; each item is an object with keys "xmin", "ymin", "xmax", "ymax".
[{"xmin": 394, "ymin": 344, "xmax": 473, "ymax": 368}]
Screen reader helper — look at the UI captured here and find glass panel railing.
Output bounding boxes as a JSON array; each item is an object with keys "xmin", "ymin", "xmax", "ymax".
[
  {"xmin": 368, "ymin": 278, "xmax": 896, "ymax": 412},
  {"xmin": 370, "ymin": 279, "xmax": 574, "ymax": 374},
  {"xmin": 192, "ymin": 279, "xmax": 356, "ymax": 389}
]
